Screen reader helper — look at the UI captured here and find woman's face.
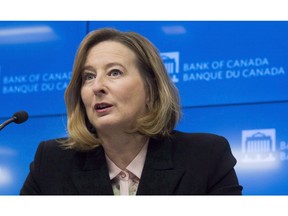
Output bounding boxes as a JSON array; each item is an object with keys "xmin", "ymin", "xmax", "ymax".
[{"xmin": 80, "ymin": 41, "xmax": 148, "ymax": 134}]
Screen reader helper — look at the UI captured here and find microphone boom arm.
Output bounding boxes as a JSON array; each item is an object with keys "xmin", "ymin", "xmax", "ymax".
[{"xmin": 0, "ymin": 117, "xmax": 16, "ymax": 131}]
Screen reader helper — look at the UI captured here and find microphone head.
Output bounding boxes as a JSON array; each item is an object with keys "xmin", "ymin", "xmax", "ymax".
[{"xmin": 13, "ymin": 111, "xmax": 29, "ymax": 124}]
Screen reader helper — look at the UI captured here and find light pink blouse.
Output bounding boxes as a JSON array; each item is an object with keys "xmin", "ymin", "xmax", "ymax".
[{"xmin": 105, "ymin": 142, "xmax": 148, "ymax": 195}]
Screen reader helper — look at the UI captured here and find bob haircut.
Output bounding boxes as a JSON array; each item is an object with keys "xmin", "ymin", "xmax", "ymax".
[{"xmin": 63, "ymin": 28, "xmax": 181, "ymax": 151}]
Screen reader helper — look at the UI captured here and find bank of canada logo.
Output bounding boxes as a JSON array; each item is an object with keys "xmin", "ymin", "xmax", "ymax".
[
  {"xmin": 160, "ymin": 52, "xmax": 180, "ymax": 83},
  {"xmin": 242, "ymin": 129, "xmax": 276, "ymax": 162}
]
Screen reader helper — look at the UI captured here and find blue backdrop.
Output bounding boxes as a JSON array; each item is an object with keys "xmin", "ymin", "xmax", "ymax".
[{"xmin": 0, "ymin": 21, "xmax": 287, "ymax": 195}]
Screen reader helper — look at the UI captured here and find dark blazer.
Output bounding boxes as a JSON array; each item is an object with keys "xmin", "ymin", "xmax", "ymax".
[{"xmin": 20, "ymin": 131, "xmax": 243, "ymax": 195}]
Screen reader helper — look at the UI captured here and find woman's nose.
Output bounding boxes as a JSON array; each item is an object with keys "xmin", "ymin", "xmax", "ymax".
[{"xmin": 92, "ymin": 75, "xmax": 107, "ymax": 97}]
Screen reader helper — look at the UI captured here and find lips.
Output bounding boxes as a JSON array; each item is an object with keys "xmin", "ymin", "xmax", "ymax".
[{"xmin": 94, "ymin": 103, "xmax": 113, "ymax": 112}]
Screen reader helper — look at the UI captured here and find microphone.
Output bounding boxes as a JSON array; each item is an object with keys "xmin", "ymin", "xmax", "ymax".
[{"xmin": 0, "ymin": 111, "xmax": 29, "ymax": 131}]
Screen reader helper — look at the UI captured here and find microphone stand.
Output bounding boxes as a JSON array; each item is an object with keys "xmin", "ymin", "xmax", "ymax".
[{"xmin": 0, "ymin": 116, "xmax": 17, "ymax": 131}]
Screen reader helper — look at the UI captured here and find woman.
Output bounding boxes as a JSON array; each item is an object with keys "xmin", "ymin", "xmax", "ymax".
[{"xmin": 20, "ymin": 28, "xmax": 243, "ymax": 195}]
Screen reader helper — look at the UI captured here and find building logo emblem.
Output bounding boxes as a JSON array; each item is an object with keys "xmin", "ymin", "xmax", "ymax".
[
  {"xmin": 241, "ymin": 128, "xmax": 276, "ymax": 162},
  {"xmin": 160, "ymin": 52, "xmax": 180, "ymax": 83}
]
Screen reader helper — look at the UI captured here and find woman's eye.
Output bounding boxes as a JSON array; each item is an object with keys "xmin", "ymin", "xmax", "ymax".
[
  {"xmin": 83, "ymin": 73, "xmax": 96, "ymax": 81},
  {"xmin": 108, "ymin": 69, "xmax": 122, "ymax": 77}
]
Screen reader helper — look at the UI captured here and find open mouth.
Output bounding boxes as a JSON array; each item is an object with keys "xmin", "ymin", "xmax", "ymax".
[{"xmin": 95, "ymin": 103, "xmax": 113, "ymax": 111}]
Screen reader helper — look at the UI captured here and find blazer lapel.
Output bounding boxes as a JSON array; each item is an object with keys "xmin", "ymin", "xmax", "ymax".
[
  {"xmin": 70, "ymin": 136, "xmax": 185, "ymax": 195},
  {"xmin": 137, "ymin": 137, "xmax": 185, "ymax": 195},
  {"xmin": 71, "ymin": 146, "xmax": 114, "ymax": 195}
]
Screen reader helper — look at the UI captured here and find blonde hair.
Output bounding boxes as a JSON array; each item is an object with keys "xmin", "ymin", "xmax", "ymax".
[{"xmin": 63, "ymin": 28, "xmax": 181, "ymax": 151}]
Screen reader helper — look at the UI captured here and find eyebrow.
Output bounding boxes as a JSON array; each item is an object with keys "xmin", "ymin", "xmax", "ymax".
[
  {"xmin": 82, "ymin": 65, "xmax": 95, "ymax": 73},
  {"xmin": 82, "ymin": 62, "xmax": 125, "ymax": 72}
]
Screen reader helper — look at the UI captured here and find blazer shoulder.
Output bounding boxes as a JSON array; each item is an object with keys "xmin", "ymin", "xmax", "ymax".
[
  {"xmin": 171, "ymin": 130, "xmax": 229, "ymax": 147},
  {"xmin": 169, "ymin": 130, "xmax": 235, "ymax": 159},
  {"xmin": 170, "ymin": 130, "xmax": 236, "ymax": 164},
  {"xmin": 37, "ymin": 138, "xmax": 68, "ymax": 152},
  {"xmin": 33, "ymin": 137, "xmax": 79, "ymax": 162}
]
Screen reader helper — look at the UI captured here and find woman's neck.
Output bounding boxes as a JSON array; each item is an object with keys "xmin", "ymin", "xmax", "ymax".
[{"xmin": 98, "ymin": 131, "xmax": 149, "ymax": 170}]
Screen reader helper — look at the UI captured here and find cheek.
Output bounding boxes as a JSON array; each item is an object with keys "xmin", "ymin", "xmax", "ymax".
[{"xmin": 121, "ymin": 83, "xmax": 147, "ymax": 108}]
